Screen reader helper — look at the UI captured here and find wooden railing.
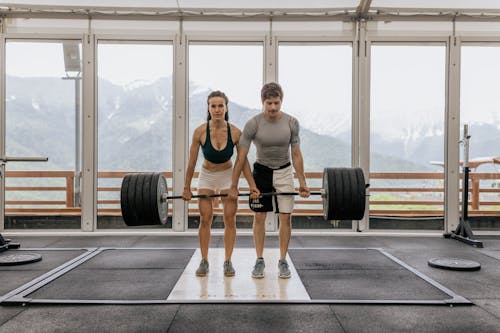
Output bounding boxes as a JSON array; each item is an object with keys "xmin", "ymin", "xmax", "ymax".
[{"xmin": 4, "ymin": 170, "xmax": 500, "ymax": 217}]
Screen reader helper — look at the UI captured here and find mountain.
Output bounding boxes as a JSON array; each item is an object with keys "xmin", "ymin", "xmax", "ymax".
[{"xmin": 5, "ymin": 76, "xmax": 499, "ymax": 175}]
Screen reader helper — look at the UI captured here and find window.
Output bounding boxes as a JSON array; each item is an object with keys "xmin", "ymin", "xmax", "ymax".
[
  {"xmin": 370, "ymin": 44, "xmax": 446, "ymax": 226},
  {"xmin": 188, "ymin": 43, "xmax": 263, "ymax": 228},
  {"xmin": 5, "ymin": 40, "xmax": 82, "ymax": 229},
  {"xmin": 461, "ymin": 44, "xmax": 500, "ymax": 222},
  {"xmin": 96, "ymin": 41, "xmax": 173, "ymax": 228}
]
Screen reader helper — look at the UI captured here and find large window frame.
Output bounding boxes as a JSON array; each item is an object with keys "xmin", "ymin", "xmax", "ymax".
[
  {"xmin": 365, "ymin": 36, "xmax": 452, "ymax": 231},
  {"xmin": 185, "ymin": 35, "xmax": 266, "ymax": 231},
  {"xmin": 0, "ymin": 24, "xmax": 499, "ymax": 235},
  {"xmin": 1, "ymin": 34, "xmax": 84, "ymax": 231},
  {"xmin": 95, "ymin": 34, "xmax": 175, "ymax": 230},
  {"xmin": 458, "ymin": 37, "xmax": 500, "ymax": 228},
  {"xmin": 276, "ymin": 37, "xmax": 356, "ymax": 230}
]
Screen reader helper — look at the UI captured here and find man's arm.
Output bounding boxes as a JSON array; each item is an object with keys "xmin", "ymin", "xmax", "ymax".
[
  {"xmin": 291, "ymin": 146, "xmax": 310, "ymax": 198},
  {"xmin": 229, "ymin": 146, "xmax": 260, "ymax": 199}
]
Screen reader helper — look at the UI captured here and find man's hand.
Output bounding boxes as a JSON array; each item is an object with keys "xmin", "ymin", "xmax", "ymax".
[
  {"xmin": 298, "ymin": 184, "xmax": 310, "ymax": 198},
  {"xmin": 249, "ymin": 186, "xmax": 260, "ymax": 199}
]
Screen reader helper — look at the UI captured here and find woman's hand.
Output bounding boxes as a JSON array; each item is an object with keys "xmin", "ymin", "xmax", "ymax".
[{"xmin": 182, "ymin": 188, "xmax": 193, "ymax": 201}]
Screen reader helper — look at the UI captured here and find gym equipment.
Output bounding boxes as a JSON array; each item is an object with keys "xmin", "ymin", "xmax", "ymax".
[
  {"xmin": 0, "ymin": 155, "xmax": 48, "ymax": 265},
  {"xmin": 444, "ymin": 124, "xmax": 483, "ymax": 248},
  {"xmin": 120, "ymin": 167, "xmax": 368, "ymax": 226},
  {"xmin": 427, "ymin": 257, "xmax": 481, "ymax": 271}
]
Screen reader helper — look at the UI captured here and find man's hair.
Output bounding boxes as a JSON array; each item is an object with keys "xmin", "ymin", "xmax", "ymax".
[
  {"xmin": 261, "ymin": 82, "xmax": 284, "ymax": 101},
  {"xmin": 207, "ymin": 90, "xmax": 229, "ymax": 121}
]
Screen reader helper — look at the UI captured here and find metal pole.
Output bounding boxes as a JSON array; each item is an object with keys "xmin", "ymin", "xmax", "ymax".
[
  {"xmin": 75, "ymin": 76, "xmax": 81, "ymax": 207},
  {"xmin": 461, "ymin": 124, "xmax": 470, "ymax": 221}
]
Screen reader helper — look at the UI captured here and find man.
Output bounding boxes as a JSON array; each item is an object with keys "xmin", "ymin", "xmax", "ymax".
[{"xmin": 229, "ymin": 82, "xmax": 310, "ymax": 279}]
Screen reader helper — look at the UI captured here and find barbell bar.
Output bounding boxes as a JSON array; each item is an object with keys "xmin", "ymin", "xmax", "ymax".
[
  {"xmin": 161, "ymin": 191, "xmax": 324, "ymax": 201},
  {"xmin": 120, "ymin": 167, "xmax": 367, "ymax": 227}
]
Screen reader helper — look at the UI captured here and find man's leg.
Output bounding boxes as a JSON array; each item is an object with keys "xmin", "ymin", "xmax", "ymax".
[
  {"xmin": 278, "ymin": 213, "xmax": 291, "ymax": 260},
  {"xmin": 253, "ymin": 212, "xmax": 267, "ymax": 258}
]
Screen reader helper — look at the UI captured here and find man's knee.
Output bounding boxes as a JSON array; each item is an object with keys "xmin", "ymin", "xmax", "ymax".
[{"xmin": 254, "ymin": 212, "xmax": 267, "ymax": 224}]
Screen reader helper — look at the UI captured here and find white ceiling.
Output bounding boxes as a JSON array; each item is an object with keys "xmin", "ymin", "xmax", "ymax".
[{"xmin": 2, "ymin": 0, "xmax": 500, "ymax": 17}]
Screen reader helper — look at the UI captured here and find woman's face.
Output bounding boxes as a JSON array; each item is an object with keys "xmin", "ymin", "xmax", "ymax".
[{"xmin": 208, "ymin": 96, "xmax": 227, "ymax": 120}]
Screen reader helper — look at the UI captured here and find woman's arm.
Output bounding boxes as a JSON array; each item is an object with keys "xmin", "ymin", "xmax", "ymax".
[{"xmin": 182, "ymin": 126, "xmax": 202, "ymax": 200}]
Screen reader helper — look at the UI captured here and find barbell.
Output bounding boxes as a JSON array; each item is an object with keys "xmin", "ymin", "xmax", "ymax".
[{"xmin": 120, "ymin": 167, "xmax": 367, "ymax": 226}]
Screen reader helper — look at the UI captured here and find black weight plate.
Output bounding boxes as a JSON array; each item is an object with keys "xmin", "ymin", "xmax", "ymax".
[
  {"xmin": 0, "ymin": 252, "xmax": 42, "ymax": 266},
  {"xmin": 134, "ymin": 173, "xmax": 147, "ymax": 225},
  {"xmin": 323, "ymin": 168, "xmax": 366, "ymax": 221},
  {"xmin": 332, "ymin": 168, "xmax": 345, "ymax": 220},
  {"xmin": 142, "ymin": 173, "xmax": 154, "ymax": 225},
  {"xmin": 351, "ymin": 168, "xmax": 366, "ymax": 220},
  {"xmin": 322, "ymin": 168, "xmax": 331, "ymax": 220},
  {"xmin": 127, "ymin": 174, "xmax": 140, "ymax": 226},
  {"xmin": 428, "ymin": 257, "xmax": 481, "ymax": 271},
  {"xmin": 120, "ymin": 174, "xmax": 133, "ymax": 226},
  {"xmin": 157, "ymin": 173, "xmax": 169, "ymax": 225},
  {"xmin": 150, "ymin": 173, "xmax": 169, "ymax": 225}
]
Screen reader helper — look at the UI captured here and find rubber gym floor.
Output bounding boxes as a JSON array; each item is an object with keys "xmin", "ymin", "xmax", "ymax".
[{"xmin": 1, "ymin": 233, "xmax": 500, "ymax": 333}]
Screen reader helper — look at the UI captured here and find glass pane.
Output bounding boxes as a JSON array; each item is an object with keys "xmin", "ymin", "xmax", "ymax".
[
  {"xmin": 460, "ymin": 45, "xmax": 500, "ymax": 228},
  {"xmin": 370, "ymin": 45, "xmax": 446, "ymax": 228},
  {"xmin": 5, "ymin": 40, "xmax": 82, "ymax": 229},
  {"xmin": 279, "ymin": 44, "xmax": 352, "ymax": 229},
  {"xmin": 188, "ymin": 43, "xmax": 263, "ymax": 229},
  {"xmin": 97, "ymin": 42, "xmax": 173, "ymax": 229}
]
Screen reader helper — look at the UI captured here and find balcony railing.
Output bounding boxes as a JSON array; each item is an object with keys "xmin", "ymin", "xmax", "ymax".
[{"xmin": 4, "ymin": 170, "xmax": 500, "ymax": 217}]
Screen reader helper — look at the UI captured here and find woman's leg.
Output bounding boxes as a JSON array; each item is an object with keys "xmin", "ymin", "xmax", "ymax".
[
  {"xmin": 198, "ymin": 189, "xmax": 214, "ymax": 260},
  {"xmin": 221, "ymin": 189, "xmax": 237, "ymax": 261}
]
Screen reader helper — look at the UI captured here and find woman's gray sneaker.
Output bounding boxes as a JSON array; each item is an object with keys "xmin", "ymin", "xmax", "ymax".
[
  {"xmin": 278, "ymin": 259, "xmax": 291, "ymax": 279},
  {"xmin": 252, "ymin": 258, "xmax": 265, "ymax": 279},
  {"xmin": 196, "ymin": 258, "xmax": 209, "ymax": 276},
  {"xmin": 223, "ymin": 260, "xmax": 235, "ymax": 277}
]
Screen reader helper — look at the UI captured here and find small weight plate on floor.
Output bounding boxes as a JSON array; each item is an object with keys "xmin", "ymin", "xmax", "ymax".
[
  {"xmin": 428, "ymin": 257, "xmax": 481, "ymax": 271},
  {"xmin": 0, "ymin": 252, "xmax": 42, "ymax": 266}
]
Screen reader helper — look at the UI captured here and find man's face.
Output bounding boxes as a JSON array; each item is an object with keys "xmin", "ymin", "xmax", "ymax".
[{"xmin": 262, "ymin": 96, "xmax": 282, "ymax": 119}]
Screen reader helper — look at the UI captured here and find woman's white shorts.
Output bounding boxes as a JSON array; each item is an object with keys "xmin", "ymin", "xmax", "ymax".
[{"xmin": 197, "ymin": 167, "xmax": 232, "ymax": 192}]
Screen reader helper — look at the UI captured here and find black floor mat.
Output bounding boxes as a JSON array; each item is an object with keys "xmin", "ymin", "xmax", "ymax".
[
  {"xmin": 0, "ymin": 249, "xmax": 88, "ymax": 300},
  {"xmin": 24, "ymin": 248, "xmax": 195, "ymax": 302},
  {"xmin": 288, "ymin": 248, "xmax": 466, "ymax": 303}
]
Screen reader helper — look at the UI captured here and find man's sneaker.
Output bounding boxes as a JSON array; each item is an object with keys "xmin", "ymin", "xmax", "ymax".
[
  {"xmin": 195, "ymin": 258, "xmax": 209, "ymax": 276},
  {"xmin": 223, "ymin": 260, "xmax": 235, "ymax": 277},
  {"xmin": 278, "ymin": 259, "xmax": 291, "ymax": 279},
  {"xmin": 252, "ymin": 258, "xmax": 265, "ymax": 279}
]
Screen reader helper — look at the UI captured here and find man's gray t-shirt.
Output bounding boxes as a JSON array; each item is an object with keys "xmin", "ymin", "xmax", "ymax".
[{"xmin": 239, "ymin": 112, "xmax": 300, "ymax": 169}]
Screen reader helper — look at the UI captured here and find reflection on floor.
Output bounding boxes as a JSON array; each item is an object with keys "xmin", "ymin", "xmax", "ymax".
[{"xmin": 168, "ymin": 248, "xmax": 311, "ymax": 301}]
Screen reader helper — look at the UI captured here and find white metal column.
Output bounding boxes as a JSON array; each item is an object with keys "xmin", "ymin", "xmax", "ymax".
[
  {"xmin": 0, "ymin": 34, "xmax": 5, "ymax": 231},
  {"xmin": 445, "ymin": 35, "xmax": 461, "ymax": 233},
  {"xmin": 356, "ymin": 21, "xmax": 370, "ymax": 231},
  {"xmin": 81, "ymin": 33, "xmax": 97, "ymax": 231},
  {"xmin": 172, "ymin": 28, "xmax": 188, "ymax": 231},
  {"xmin": 264, "ymin": 31, "xmax": 278, "ymax": 232}
]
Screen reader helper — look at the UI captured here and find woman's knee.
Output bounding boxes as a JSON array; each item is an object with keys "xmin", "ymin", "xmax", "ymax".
[{"xmin": 199, "ymin": 214, "xmax": 213, "ymax": 227}]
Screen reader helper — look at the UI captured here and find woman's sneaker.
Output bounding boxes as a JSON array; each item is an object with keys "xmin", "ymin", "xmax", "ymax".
[
  {"xmin": 252, "ymin": 258, "xmax": 265, "ymax": 278},
  {"xmin": 278, "ymin": 259, "xmax": 291, "ymax": 279},
  {"xmin": 195, "ymin": 258, "xmax": 209, "ymax": 276},
  {"xmin": 223, "ymin": 260, "xmax": 235, "ymax": 277}
]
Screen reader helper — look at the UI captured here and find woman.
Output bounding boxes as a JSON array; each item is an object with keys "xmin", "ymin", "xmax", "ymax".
[{"xmin": 182, "ymin": 91, "xmax": 257, "ymax": 277}]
